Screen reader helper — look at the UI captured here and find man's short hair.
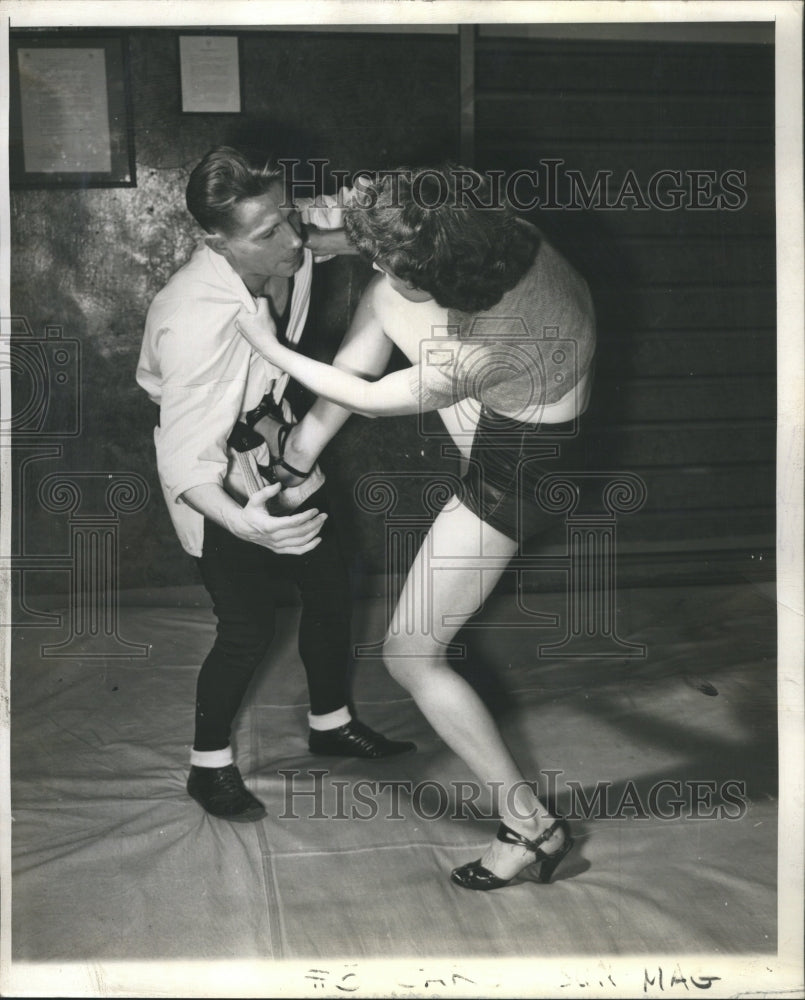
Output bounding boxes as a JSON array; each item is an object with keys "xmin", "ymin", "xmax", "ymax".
[
  {"xmin": 186, "ymin": 146, "xmax": 285, "ymax": 235},
  {"xmin": 344, "ymin": 165, "xmax": 540, "ymax": 313}
]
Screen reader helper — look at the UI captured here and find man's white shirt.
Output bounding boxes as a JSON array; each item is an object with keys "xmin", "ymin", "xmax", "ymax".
[{"xmin": 137, "ymin": 242, "xmax": 319, "ymax": 557}]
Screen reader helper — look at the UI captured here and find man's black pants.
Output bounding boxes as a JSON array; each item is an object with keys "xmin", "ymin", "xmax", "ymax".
[{"xmin": 193, "ymin": 491, "xmax": 352, "ymax": 751}]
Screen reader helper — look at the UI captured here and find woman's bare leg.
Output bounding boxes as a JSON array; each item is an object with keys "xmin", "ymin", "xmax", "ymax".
[{"xmin": 382, "ymin": 497, "xmax": 565, "ymax": 878}]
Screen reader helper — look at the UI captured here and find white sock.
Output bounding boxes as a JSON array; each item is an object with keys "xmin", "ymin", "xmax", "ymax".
[
  {"xmin": 308, "ymin": 705, "xmax": 352, "ymax": 732},
  {"xmin": 190, "ymin": 746, "xmax": 234, "ymax": 768}
]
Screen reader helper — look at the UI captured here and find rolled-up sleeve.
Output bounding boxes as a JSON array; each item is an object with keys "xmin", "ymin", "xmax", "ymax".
[{"xmin": 156, "ymin": 380, "xmax": 242, "ymax": 503}]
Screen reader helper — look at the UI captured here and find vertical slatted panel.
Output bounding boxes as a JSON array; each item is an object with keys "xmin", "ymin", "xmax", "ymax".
[{"xmin": 473, "ymin": 34, "xmax": 776, "ymax": 564}]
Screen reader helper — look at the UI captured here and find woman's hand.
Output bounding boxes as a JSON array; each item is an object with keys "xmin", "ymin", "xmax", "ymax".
[{"xmin": 236, "ymin": 298, "xmax": 281, "ymax": 361}]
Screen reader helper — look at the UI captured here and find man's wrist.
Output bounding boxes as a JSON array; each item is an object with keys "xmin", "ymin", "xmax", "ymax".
[
  {"xmin": 181, "ymin": 482, "xmax": 252, "ymax": 541},
  {"xmin": 303, "ymin": 227, "xmax": 357, "ymax": 256},
  {"xmin": 218, "ymin": 503, "xmax": 248, "ymax": 540}
]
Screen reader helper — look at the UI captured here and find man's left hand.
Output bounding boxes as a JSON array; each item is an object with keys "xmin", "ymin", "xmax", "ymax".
[
  {"xmin": 298, "ymin": 188, "xmax": 358, "ymax": 258},
  {"xmin": 302, "ymin": 225, "xmax": 356, "ymax": 257}
]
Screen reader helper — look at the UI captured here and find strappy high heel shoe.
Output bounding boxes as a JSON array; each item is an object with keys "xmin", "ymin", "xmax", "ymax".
[{"xmin": 450, "ymin": 818, "xmax": 574, "ymax": 891}]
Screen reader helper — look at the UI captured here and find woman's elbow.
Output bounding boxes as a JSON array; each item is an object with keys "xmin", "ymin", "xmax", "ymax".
[
  {"xmin": 354, "ymin": 405, "xmax": 381, "ymax": 419},
  {"xmin": 353, "ymin": 384, "xmax": 418, "ymax": 418},
  {"xmin": 354, "ymin": 389, "xmax": 388, "ymax": 418}
]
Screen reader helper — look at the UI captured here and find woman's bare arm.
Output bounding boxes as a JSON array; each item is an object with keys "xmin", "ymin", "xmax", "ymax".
[{"xmin": 238, "ymin": 275, "xmax": 420, "ymax": 473}]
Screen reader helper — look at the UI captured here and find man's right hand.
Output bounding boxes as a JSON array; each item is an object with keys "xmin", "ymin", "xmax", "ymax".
[{"xmin": 236, "ymin": 482, "xmax": 326, "ymax": 554}]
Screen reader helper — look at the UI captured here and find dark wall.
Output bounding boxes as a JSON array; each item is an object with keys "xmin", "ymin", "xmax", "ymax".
[
  {"xmin": 10, "ymin": 27, "xmax": 777, "ymax": 601},
  {"xmin": 10, "ymin": 29, "xmax": 460, "ymax": 593},
  {"xmin": 472, "ymin": 33, "xmax": 776, "ymax": 571}
]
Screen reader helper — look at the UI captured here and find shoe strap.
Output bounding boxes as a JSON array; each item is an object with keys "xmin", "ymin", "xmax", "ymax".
[{"xmin": 496, "ymin": 819, "xmax": 562, "ymax": 853}]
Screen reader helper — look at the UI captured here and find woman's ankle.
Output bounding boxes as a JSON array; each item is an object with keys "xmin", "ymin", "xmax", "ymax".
[
  {"xmin": 499, "ymin": 806, "xmax": 556, "ymax": 842},
  {"xmin": 500, "ymin": 790, "xmax": 549, "ymax": 834}
]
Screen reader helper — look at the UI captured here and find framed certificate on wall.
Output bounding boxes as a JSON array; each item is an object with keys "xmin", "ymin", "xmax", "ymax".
[
  {"xmin": 179, "ymin": 34, "xmax": 242, "ymax": 113},
  {"xmin": 9, "ymin": 32, "xmax": 136, "ymax": 188}
]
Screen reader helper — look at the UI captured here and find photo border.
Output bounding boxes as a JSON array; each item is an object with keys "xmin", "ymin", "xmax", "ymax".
[{"xmin": 0, "ymin": 2, "xmax": 801, "ymax": 998}]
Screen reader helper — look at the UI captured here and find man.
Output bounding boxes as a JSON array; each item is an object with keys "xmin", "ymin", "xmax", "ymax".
[{"xmin": 137, "ymin": 146, "xmax": 414, "ymax": 824}]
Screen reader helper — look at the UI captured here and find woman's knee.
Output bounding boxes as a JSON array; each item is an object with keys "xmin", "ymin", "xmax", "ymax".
[{"xmin": 381, "ymin": 631, "xmax": 442, "ymax": 688}]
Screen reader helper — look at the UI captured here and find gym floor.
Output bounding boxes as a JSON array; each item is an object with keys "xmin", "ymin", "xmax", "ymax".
[{"xmin": 8, "ymin": 577, "xmax": 784, "ymax": 994}]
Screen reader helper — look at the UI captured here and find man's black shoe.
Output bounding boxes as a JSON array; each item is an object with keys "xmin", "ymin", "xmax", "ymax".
[
  {"xmin": 308, "ymin": 720, "xmax": 416, "ymax": 759},
  {"xmin": 187, "ymin": 763, "xmax": 266, "ymax": 822}
]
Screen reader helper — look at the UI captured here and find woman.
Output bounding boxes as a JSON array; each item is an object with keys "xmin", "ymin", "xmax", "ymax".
[{"xmin": 237, "ymin": 165, "xmax": 596, "ymax": 889}]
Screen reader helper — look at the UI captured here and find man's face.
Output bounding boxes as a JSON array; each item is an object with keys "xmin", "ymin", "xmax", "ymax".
[{"xmin": 215, "ymin": 183, "xmax": 304, "ymax": 281}]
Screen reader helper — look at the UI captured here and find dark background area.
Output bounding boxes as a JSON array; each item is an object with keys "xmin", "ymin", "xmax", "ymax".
[
  {"xmin": 472, "ymin": 26, "xmax": 776, "ymax": 582},
  {"xmin": 8, "ymin": 24, "xmax": 776, "ymax": 599}
]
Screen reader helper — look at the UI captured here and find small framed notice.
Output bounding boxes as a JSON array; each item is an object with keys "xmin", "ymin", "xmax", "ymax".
[
  {"xmin": 179, "ymin": 35, "xmax": 242, "ymax": 114},
  {"xmin": 9, "ymin": 32, "xmax": 136, "ymax": 188}
]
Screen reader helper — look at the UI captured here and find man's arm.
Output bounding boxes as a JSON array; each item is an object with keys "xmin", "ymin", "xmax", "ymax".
[
  {"xmin": 298, "ymin": 189, "xmax": 359, "ymax": 258},
  {"xmin": 181, "ymin": 481, "xmax": 327, "ymax": 555},
  {"xmin": 303, "ymin": 226, "xmax": 358, "ymax": 258}
]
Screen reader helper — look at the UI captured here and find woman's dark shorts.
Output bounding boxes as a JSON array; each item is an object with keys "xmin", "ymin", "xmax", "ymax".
[{"xmin": 457, "ymin": 406, "xmax": 585, "ymax": 542}]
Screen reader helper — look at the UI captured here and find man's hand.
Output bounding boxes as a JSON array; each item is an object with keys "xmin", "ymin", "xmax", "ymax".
[
  {"xmin": 298, "ymin": 187, "xmax": 348, "ymax": 228},
  {"xmin": 302, "ymin": 226, "xmax": 357, "ymax": 257},
  {"xmin": 236, "ymin": 297, "xmax": 282, "ymax": 361},
  {"xmin": 182, "ymin": 481, "xmax": 326, "ymax": 556},
  {"xmin": 236, "ymin": 482, "xmax": 326, "ymax": 554},
  {"xmin": 298, "ymin": 188, "xmax": 358, "ymax": 258}
]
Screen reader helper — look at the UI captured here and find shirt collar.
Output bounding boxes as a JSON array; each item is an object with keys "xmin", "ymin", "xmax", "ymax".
[
  {"xmin": 201, "ymin": 242, "xmax": 313, "ymax": 316},
  {"xmin": 202, "ymin": 241, "xmax": 260, "ymax": 315}
]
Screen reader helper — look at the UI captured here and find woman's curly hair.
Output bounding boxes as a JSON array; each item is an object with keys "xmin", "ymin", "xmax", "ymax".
[{"xmin": 344, "ymin": 165, "xmax": 541, "ymax": 313}]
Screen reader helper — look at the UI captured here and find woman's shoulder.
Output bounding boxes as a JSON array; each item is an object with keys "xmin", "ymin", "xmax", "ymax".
[{"xmin": 365, "ymin": 270, "xmax": 390, "ymax": 300}]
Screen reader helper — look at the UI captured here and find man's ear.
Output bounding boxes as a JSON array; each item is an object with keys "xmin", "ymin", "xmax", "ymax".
[{"xmin": 205, "ymin": 234, "xmax": 228, "ymax": 255}]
